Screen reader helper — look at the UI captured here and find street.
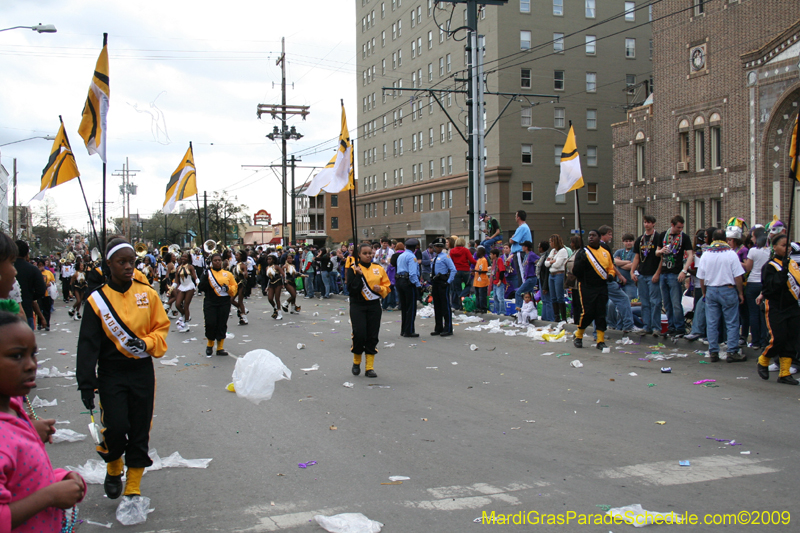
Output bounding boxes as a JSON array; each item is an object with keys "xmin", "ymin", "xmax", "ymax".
[{"xmin": 36, "ymin": 291, "xmax": 798, "ymax": 532}]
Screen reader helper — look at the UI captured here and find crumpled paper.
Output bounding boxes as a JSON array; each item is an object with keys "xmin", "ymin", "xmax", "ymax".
[
  {"xmin": 159, "ymin": 357, "xmax": 179, "ymax": 366},
  {"xmin": 116, "ymin": 495, "xmax": 154, "ymax": 525},
  {"xmin": 36, "ymin": 366, "xmax": 76, "ymax": 378},
  {"xmin": 417, "ymin": 305, "xmax": 435, "ymax": 318},
  {"xmin": 314, "ymin": 513, "xmax": 383, "ymax": 533},
  {"xmin": 453, "ymin": 314, "xmax": 483, "ymax": 323},
  {"xmin": 570, "ymin": 360, "xmax": 583, "ymax": 368},
  {"xmin": 606, "ymin": 504, "xmax": 684, "ymax": 527},
  {"xmin": 51, "ymin": 429, "xmax": 86, "ymax": 443}
]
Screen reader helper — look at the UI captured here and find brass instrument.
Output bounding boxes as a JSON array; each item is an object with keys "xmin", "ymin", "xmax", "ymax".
[
  {"xmin": 203, "ymin": 239, "xmax": 221, "ymax": 254},
  {"xmin": 134, "ymin": 242, "xmax": 148, "ymax": 259},
  {"xmin": 90, "ymin": 248, "xmax": 101, "ymax": 263},
  {"xmin": 168, "ymin": 244, "xmax": 181, "ymax": 255},
  {"xmin": 159, "ymin": 245, "xmax": 169, "ymax": 256}
]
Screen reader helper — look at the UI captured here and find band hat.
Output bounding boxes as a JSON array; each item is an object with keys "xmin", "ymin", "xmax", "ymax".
[{"xmin": 431, "ymin": 237, "xmax": 447, "ymax": 247}]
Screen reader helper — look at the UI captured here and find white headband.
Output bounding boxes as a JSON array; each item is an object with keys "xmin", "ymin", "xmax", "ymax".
[{"xmin": 107, "ymin": 243, "xmax": 134, "ymax": 260}]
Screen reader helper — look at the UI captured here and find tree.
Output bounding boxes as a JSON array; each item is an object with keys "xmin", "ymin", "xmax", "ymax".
[
  {"xmin": 32, "ymin": 197, "xmax": 64, "ymax": 254},
  {"xmin": 206, "ymin": 192, "xmax": 249, "ymax": 247}
]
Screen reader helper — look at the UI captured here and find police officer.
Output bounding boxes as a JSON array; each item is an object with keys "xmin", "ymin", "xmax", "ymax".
[
  {"xmin": 396, "ymin": 238, "xmax": 421, "ymax": 337},
  {"xmin": 430, "ymin": 237, "xmax": 456, "ymax": 336}
]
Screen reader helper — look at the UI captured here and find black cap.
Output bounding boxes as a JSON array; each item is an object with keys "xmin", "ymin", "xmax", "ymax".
[
  {"xmin": 431, "ymin": 237, "xmax": 446, "ymax": 247},
  {"xmin": 404, "ymin": 238, "xmax": 419, "ymax": 248}
]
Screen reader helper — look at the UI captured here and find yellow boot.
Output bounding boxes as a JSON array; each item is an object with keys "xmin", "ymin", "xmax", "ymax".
[
  {"xmin": 103, "ymin": 457, "xmax": 124, "ymax": 499},
  {"xmin": 365, "ymin": 354, "xmax": 377, "ymax": 378},
  {"xmin": 123, "ymin": 467, "xmax": 145, "ymax": 496},
  {"xmin": 757, "ymin": 353, "xmax": 771, "ymax": 380},
  {"xmin": 777, "ymin": 357, "xmax": 799, "ymax": 385},
  {"xmin": 352, "ymin": 353, "xmax": 362, "ymax": 376}
]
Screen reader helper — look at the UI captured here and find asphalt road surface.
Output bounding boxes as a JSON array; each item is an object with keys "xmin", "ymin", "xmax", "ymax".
[{"xmin": 34, "ymin": 291, "xmax": 799, "ymax": 532}]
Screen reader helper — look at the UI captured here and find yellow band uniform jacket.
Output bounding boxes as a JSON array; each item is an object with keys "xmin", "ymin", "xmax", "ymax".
[
  {"xmin": 347, "ymin": 262, "xmax": 391, "ymax": 304},
  {"xmin": 762, "ymin": 257, "xmax": 800, "ymax": 313},
  {"xmin": 574, "ymin": 245, "xmax": 616, "ymax": 287},
  {"xmin": 76, "ymin": 277, "xmax": 170, "ymax": 391},
  {"xmin": 197, "ymin": 267, "xmax": 238, "ymax": 302}
]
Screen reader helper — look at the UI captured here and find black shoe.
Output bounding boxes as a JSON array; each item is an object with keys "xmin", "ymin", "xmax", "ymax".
[
  {"xmin": 352, "ymin": 364, "xmax": 361, "ymax": 376},
  {"xmin": 596, "ymin": 342, "xmax": 607, "ymax": 350},
  {"xmin": 573, "ymin": 337, "xmax": 583, "ymax": 348},
  {"xmin": 406, "ymin": 333, "xmax": 420, "ymax": 338},
  {"xmin": 68, "ymin": 309, "xmax": 75, "ymax": 317},
  {"xmin": 281, "ymin": 304, "xmax": 289, "ymax": 312},
  {"xmin": 400, "ymin": 332, "xmax": 406, "ymax": 337},
  {"xmin": 439, "ymin": 331, "xmax": 453, "ymax": 337},
  {"xmin": 430, "ymin": 331, "xmax": 441, "ymax": 336},
  {"xmin": 104, "ymin": 473, "xmax": 123, "ymax": 500},
  {"xmin": 757, "ymin": 363, "xmax": 769, "ymax": 380},
  {"xmin": 365, "ymin": 369, "xmax": 377, "ymax": 378},
  {"xmin": 709, "ymin": 352, "xmax": 720, "ymax": 362},
  {"xmin": 777, "ymin": 375, "xmax": 799, "ymax": 385},
  {"xmin": 726, "ymin": 352, "xmax": 746, "ymax": 363},
  {"xmin": 205, "ymin": 346, "xmax": 213, "ymax": 356},
  {"xmin": 216, "ymin": 350, "xmax": 229, "ymax": 356}
]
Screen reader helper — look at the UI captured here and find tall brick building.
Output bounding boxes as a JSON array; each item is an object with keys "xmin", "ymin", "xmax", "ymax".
[
  {"xmin": 356, "ymin": 0, "xmax": 652, "ymax": 246},
  {"xmin": 612, "ymin": 1, "xmax": 800, "ymax": 239}
]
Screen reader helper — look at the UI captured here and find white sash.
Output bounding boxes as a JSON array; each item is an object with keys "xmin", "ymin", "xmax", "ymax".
[
  {"xmin": 584, "ymin": 247, "xmax": 609, "ymax": 280},
  {"xmin": 769, "ymin": 260, "xmax": 800, "ymax": 300},
  {"xmin": 88, "ymin": 291, "xmax": 150, "ymax": 359},
  {"xmin": 208, "ymin": 270, "xmax": 228, "ymax": 296}
]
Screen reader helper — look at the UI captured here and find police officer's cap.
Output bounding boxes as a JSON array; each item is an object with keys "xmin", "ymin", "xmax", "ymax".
[
  {"xmin": 404, "ymin": 238, "xmax": 419, "ymax": 248},
  {"xmin": 431, "ymin": 237, "xmax": 446, "ymax": 248}
]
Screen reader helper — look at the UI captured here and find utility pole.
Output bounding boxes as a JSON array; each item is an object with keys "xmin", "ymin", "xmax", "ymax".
[
  {"xmin": 112, "ymin": 158, "xmax": 139, "ymax": 241},
  {"xmin": 12, "ymin": 158, "xmax": 16, "ymax": 239},
  {"xmin": 203, "ymin": 191, "xmax": 208, "ymax": 241},
  {"xmin": 257, "ymin": 36, "xmax": 309, "ymax": 246},
  {"xmin": 290, "ymin": 155, "xmax": 298, "ymax": 243}
]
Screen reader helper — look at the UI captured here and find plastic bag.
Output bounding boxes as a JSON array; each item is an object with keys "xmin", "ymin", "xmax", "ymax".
[
  {"xmin": 51, "ymin": 428, "xmax": 87, "ymax": 443},
  {"xmin": 116, "ymin": 495, "xmax": 154, "ymax": 526},
  {"xmin": 66, "ymin": 459, "xmax": 106, "ymax": 484},
  {"xmin": 231, "ymin": 349, "xmax": 292, "ymax": 405},
  {"xmin": 30, "ymin": 396, "xmax": 57, "ymax": 408},
  {"xmin": 47, "ymin": 282, "xmax": 58, "ymax": 300},
  {"xmin": 607, "ymin": 504, "xmax": 684, "ymax": 527},
  {"xmin": 314, "ymin": 513, "xmax": 383, "ymax": 533}
]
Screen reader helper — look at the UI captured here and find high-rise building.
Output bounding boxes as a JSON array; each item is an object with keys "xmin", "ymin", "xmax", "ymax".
[{"xmin": 356, "ymin": 0, "xmax": 652, "ymax": 245}]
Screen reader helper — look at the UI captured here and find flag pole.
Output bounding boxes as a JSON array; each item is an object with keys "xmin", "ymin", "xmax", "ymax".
[
  {"xmin": 787, "ymin": 112, "xmax": 799, "ymax": 259},
  {"xmin": 190, "ymin": 142, "xmax": 204, "ymax": 246},
  {"xmin": 101, "ymin": 33, "xmax": 108, "ymax": 253},
  {"xmin": 58, "ymin": 113, "xmax": 99, "ymax": 249}
]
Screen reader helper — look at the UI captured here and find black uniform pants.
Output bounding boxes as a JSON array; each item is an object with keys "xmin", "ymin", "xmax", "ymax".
[
  {"xmin": 577, "ymin": 282, "xmax": 608, "ymax": 331},
  {"xmin": 38, "ymin": 296, "xmax": 52, "ymax": 327},
  {"xmin": 97, "ymin": 361, "xmax": 155, "ymax": 468},
  {"xmin": 204, "ymin": 299, "xmax": 232, "ymax": 341},
  {"xmin": 432, "ymin": 280, "xmax": 452, "ymax": 334},
  {"xmin": 61, "ymin": 278, "xmax": 71, "ymax": 301},
  {"xmin": 763, "ymin": 304, "xmax": 800, "ymax": 360},
  {"xmin": 396, "ymin": 277, "xmax": 417, "ymax": 335},
  {"xmin": 350, "ymin": 301, "xmax": 381, "ymax": 354}
]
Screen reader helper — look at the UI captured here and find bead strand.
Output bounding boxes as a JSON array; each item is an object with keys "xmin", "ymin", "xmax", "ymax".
[
  {"xmin": 24, "ymin": 395, "xmax": 40, "ymax": 421},
  {"xmin": 61, "ymin": 505, "xmax": 78, "ymax": 533}
]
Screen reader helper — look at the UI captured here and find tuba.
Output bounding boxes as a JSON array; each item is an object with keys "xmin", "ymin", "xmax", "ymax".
[
  {"xmin": 168, "ymin": 244, "xmax": 181, "ymax": 255},
  {"xmin": 159, "ymin": 245, "xmax": 169, "ymax": 257},
  {"xmin": 203, "ymin": 239, "xmax": 221, "ymax": 254},
  {"xmin": 134, "ymin": 242, "xmax": 148, "ymax": 259}
]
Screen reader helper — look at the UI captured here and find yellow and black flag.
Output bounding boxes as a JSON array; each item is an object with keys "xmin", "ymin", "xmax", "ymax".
[
  {"xmin": 556, "ymin": 125, "xmax": 585, "ymax": 196},
  {"xmin": 78, "ymin": 34, "xmax": 109, "ymax": 163},
  {"xmin": 305, "ymin": 102, "xmax": 353, "ymax": 196},
  {"xmin": 791, "ymin": 112, "xmax": 799, "ymax": 182},
  {"xmin": 33, "ymin": 118, "xmax": 81, "ymax": 201},
  {"xmin": 163, "ymin": 144, "xmax": 197, "ymax": 214}
]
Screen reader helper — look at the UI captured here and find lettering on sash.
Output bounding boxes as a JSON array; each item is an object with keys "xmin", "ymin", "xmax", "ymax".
[
  {"xmin": 771, "ymin": 260, "xmax": 800, "ymax": 300},
  {"xmin": 208, "ymin": 270, "xmax": 228, "ymax": 296},
  {"xmin": 584, "ymin": 247, "xmax": 609, "ymax": 280},
  {"xmin": 89, "ymin": 292, "xmax": 149, "ymax": 359}
]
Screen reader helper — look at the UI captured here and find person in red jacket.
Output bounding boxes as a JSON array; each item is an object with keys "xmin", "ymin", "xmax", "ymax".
[{"xmin": 449, "ymin": 237, "xmax": 476, "ymax": 310}]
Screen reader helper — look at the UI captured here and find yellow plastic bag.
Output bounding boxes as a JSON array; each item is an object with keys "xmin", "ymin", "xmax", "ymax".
[
  {"xmin": 225, "ymin": 382, "xmax": 236, "ymax": 392},
  {"xmin": 541, "ymin": 330, "xmax": 566, "ymax": 342}
]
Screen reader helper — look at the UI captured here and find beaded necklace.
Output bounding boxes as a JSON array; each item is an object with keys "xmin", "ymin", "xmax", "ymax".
[{"xmin": 24, "ymin": 395, "xmax": 40, "ymax": 420}]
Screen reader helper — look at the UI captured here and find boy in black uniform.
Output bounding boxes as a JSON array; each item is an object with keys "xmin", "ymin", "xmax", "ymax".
[{"xmin": 572, "ymin": 230, "xmax": 616, "ymax": 350}]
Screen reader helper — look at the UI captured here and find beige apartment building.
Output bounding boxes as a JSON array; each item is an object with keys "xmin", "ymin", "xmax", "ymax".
[{"xmin": 355, "ymin": 0, "xmax": 652, "ymax": 245}]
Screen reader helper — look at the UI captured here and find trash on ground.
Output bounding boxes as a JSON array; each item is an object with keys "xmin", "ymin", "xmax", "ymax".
[
  {"xmin": 382, "ymin": 343, "xmax": 395, "ymax": 348},
  {"xmin": 116, "ymin": 495, "xmax": 154, "ymax": 526},
  {"xmin": 30, "ymin": 396, "xmax": 57, "ymax": 408},
  {"xmin": 388, "ymin": 476, "xmax": 410, "ymax": 481},
  {"xmin": 628, "ymin": 372, "xmax": 638, "ymax": 376},
  {"xmin": 602, "ymin": 347, "xmax": 611, "ymax": 353},
  {"xmin": 343, "ymin": 382, "xmax": 354, "ymax": 388},
  {"xmin": 469, "ymin": 344, "xmax": 479, "ymax": 351},
  {"xmin": 693, "ymin": 379, "xmax": 716, "ymax": 385},
  {"xmin": 297, "ymin": 343, "xmax": 306, "ymax": 350},
  {"xmin": 226, "ymin": 332, "xmax": 234, "ymax": 339},
  {"xmin": 298, "ymin": 460, "xmax": 317, "ymax": 468},
  {"xmin": 146, "ymin": 449, "xmax": 213, "ymax": 470},
  {"xmin": 314, "ymin": 512, "xmax": 383, "ymax": 533},
  {"xmin": 655, "ymin": 421, "xmax": 666, "ymax": 425},
  {"xmin": 231, "ymin": 349, "xmax": 292, "ymax": 405},
  {"xmin": 52, "ymin": 429, "xmax": 87, "ymax": 443},
  {"xmin": 451, "ymin": 362, "xmax": 458, "ymax": 365},
  {"xmin": 569, "ymin": 360, "xmax": 583, "ymax": 368},
  {"xmin": 226, "ymin": 382, "xmax": 236, "ymax": 392},
  {"xmin": 36, "ymin": 366, "xmax": 76, "ymax": 378},
  {"xmin": 606, "ymin": 504, "xmax": 684, "ymax": 527},
  {"xmin": 85, "ymin": 520, "xmax": 112, "ymax": 528},
  {"xmin": 65, "ymin": 459, "xmax": 106, "ymax": 484},
  {"xmin": 661, "ymin": 367, "xmax": 672, "ymax": 373},
  {"xmin": 159, "ymin": 357, "xmax": 179, "ymax": 366},
  {"xmin": 679, "ymin": 460, "xmax": 691, "ymax": 466},
  {"xmin": 705, "ymin": 436, "xmax": 742, "ymax": 446},
  {"xmin": 300, "ymin": 364, "xmax": 320, "ymax": 372},
  {"xmin": 741, "ymin": 451, "xmax": 751, "ymax": 454}
]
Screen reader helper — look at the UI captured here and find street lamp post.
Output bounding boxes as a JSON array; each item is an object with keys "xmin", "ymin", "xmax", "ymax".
[
  {"xmin": 527, "ymin": 126, "xmax": 580, "ymax": 235},
  {"xmin": 0, "ymin": 24, "xmax": 57, "ymax": 33}
]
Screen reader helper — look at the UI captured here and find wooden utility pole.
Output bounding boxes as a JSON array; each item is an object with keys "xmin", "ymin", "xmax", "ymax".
[{"xmin": 113, "ymin": 158, "xmax": 139, "ymax": 241}]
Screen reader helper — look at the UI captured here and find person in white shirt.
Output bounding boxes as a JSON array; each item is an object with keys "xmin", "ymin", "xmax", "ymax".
[
  {"xmin": 192, "ymin": 248, "xmax": 206, "ymax": 280},
  {"xmin": 517, "ymin": 292, "xmax": 538, "ymax": 325},
  {"xmin": 60, "ymin": 260, "xmax": 75, "ymax": 303},
  {"xmin": 743, "ymin": 227, "xmax": 770, "ymax": 349},
  {"xmin": 697, "ymin": 229, "xmax": 745, "ymax": 363}
]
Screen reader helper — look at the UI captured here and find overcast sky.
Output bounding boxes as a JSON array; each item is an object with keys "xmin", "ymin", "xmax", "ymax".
[{"xmin": 0, "ymin": 0, "xmax": 356, "ymax": 233}]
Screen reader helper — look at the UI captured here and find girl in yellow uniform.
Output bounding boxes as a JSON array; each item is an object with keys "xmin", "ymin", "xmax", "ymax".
[
  {"xmin": 347, "ymin": 243, "xmax": 391, "ymax": 378},
  {"xmin": 572, "ymin": 230, "xmax": 616, "ymax": 351},
  {"xmin": 197, "ymin": 253, "xmax": 238, "ymax": 356},
  {"xmin": 76, "ymin": 237, "xmax": 170, "ymax": 501}
]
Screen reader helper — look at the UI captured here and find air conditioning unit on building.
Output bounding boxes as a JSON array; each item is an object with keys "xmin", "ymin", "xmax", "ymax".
[{"xmin": 676, "ymin": 162, "xmax": 689, "ymax": 173}]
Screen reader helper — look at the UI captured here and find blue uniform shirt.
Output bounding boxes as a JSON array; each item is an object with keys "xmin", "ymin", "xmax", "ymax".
[
  {"xmin": 397, "ymin": 249, "xmax": 421, "ymax": 286},
  {"xmin": 432, "ymin": 251, "xmax": 456, "ymax": 284},
  {"xmin": 510, "ymin": 222, "xmax": 532, "ymax": 254}
]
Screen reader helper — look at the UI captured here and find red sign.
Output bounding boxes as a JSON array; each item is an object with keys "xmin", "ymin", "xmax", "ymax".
[{"xmin": 254, "ymin": 209, "xmax": 272, "ymax": 225}]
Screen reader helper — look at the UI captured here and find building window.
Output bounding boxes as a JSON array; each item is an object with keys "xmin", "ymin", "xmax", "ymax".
[
  {"xmin": 695, "ymin": 200, "xmax": 705, "ymax": 229},
  {"xmin": 399, "ymin": 168, "xmax": 404, "ymax": 184},
  {"xmin": 364, "ymin": 205, "xmax": 368, "ymax": 218},
  {"xmin": 331, "ymin": 217, "xmax": 339, "ymax": 230},
  {"xmin": 695, "ymin": 130, "xmax": 705, "ymax": 171},
  {"xmin": 394, "ymin": 199, "xmax": 399, "ymax": 215},
  {"xmin": 587, "ymin": 183, "xmax": 598, "ymax": 203},
  {"xmin": 694, "ymin": 0, "xmax": 705, "ymax": 17},
  {"xmin": 586, "ymin": 72, "xmax": 596, "ymax": 92},
  {"xmin": 521, "ymin": 0, "xmax": 530, "ymax": 13},
  {"xmin": 399, "ymin": 198, "xmax": 404, "ymax": 214},
  {"xmin": 383, "ymin": 200, "xmax": 388, "ymax": 216},
  {"xmin": 412, "ymin": 133, "xmax": 417, "ymax": 151},
  {"xmin": 712, "ymin": 198, "xmax": 722, "ymax": 228},
  {"xmin": 429, "ymin": 159, "xmax": 434, "ymax": 178},
  {"xmin": 522, "ymin": 144, "xmax": 532, "ymax": 164},
  {"xmin": 430, "ymin": 193, "xmax": 434, "ymax": 210},
  {"xmin": 625, "ymin": 38, "xmax": 636, "ymax": 58},
  {"xmin": 553, "ymin": 0, "xmax": 563, "ymax": 16},
  {"xmin": 428, "ymin": 30, "xmax": 433, "ymax": 49},
  {"xmin": 649, "ymin": 39, "xmax": 653, "ymax": 60},
  {"xmin": 637, "ymin": 206, "xmax": 645, "ymax": 236},
  {"xmin": 419, "ymin": 194, "xmax": 424, "ymax": 212},
  {"xmin": 679, "ymin": 131, "xmax": 690, "ymax": 163},
  {"xmin": 522, "ymin": 182, "xmax": 532, "ymax": 202},
  {"xmin": 441, "ymin": 191, "xmax": 446, "ymax": 209},
  {"xmin": 428, "ymin": 62, "xmax": 433, "ymax": 81},
  {"xmin": 413, "ymin": 195, "xmax": 418, "ymax": 212},
  {"xmin": 428, "ymin": 128, "xmax": 434, "ymax": 146},
  {"xmin": 555, "ymin": 144, "xmax": 563, "ymax": 166},
  {"xmin": 711, "ymin": 125, "xmax": 721, "ymax": 169},
  {"xmin": 447, "ymin": 122, "xmax": 452, "ymax": 141},
  {"xmin": 585, "ymin": 35, "xmax": 596, "ymax": 55},
  {"xmin": 555, "ymin": 183, "xmax": 566, "ymax": 204},
  {"xmin": 447, "ymin": 156, "xmax": 453, "ymax": 174},
  {"xmin": 553, "ymin": 33, "xmax": 564, "ymax": 53},
  {"xmin": 411, "ymin": 40, "xmax": 416, "ymax": 58},
  {"xmin": 448, "ymin": 190, "xmax": 453, "ymax": 208},
  {"xmin": 446, "ymin": 53, "xmax": 451, "ymax": 72},
  {"xmin": 554, "ymin": 107, "xmax": 565, "ymax": 129},
  {"xmin": 393, "ymin": 169, "xmax": 398, "ymax": 185},
  {"xmin": 521, "ymin": 68, "xmax": 532, "ymax": 88},
  {"xmin": 331, "ymin": 194, "xmax": 338, "ymax": 207},
  {"xmin": 418, "ymin": 162, "xmax": 423, "ymax": 180},
  {"xmin": 587, "ymin": 146, "xmax": 597, "ymax": 166},
  {"xmin": 585, "ymin": 0, "xmax": 595, "ymax": 18},
  {"xmin": 554, "ymin": 70, "xmax": 565, "ymax": 90},
  {"xmin": 520, "ymin": 30, "xmax": 532, "ymax": 50},
  {"xmin": 383, "ymin": 172, "xmax": 387, "ymax": 188},
  {"xmin": 624, "ymin": 1, "xmax": 635, "ymax": 21},
  {"xmin": 636, "ymin": 143, "xmax": 645, "ymax": 181},
  {"xmin": 587, "ymin": 109, "xmax": 597, "ymax": 130},
  {"xmin": 521, "ymin": 107, "xmax": 532, "ymax": 127},
  {"xmin": 626, "ymin": 74, "xmax": 636, "ymax": 93},
  {"xmin": 440, "ymin": 157, "xmax": 446, "ymax": 176},
  {"xmin": 412, "ymin": 164, "xmax": 417, "ymax": 182}
]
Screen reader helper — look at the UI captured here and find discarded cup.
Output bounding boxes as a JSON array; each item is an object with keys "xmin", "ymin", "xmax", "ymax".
[
  {"xmin": 297, "ymin": 343, "xmax": 306, "ymax": 350},
  {"xmin": 661, "ymin": 367, "xmax": 672, "ymax": 373},
  {"xmin": 469, "ymin": 344, "xmax": 478, "ymax": 351},
  {"xmin": 602, "ymin": 347, "xmax": 611, "ymax": 354},
  {"xmin": 569, "ymin": 360, "xmax": 583, "ymax": 368}
]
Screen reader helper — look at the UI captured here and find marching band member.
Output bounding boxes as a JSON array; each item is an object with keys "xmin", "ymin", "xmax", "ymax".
[
  {"xmin": 347, "ymin": 243, "xmax": 391, "ymax": 378},
  {"xmin": 232, "ymin": 250, "xmax": 249, "ymax": 325},
  {"xmin": 197, "ymin": 253, "xmax": 237, "ymax": 356},
  {"xmin": 284, "ymin": 252, "xmax": 300, "ymax": 313},
  {"xmin": 76, "ymin": 237, "xmax": 170, "ymax": 501},
  {"xmin": 174, "ymin": 253, "xmax": 197, "ymax": 333},
  {"xmin": 265, "ymin": 254, "xmax": 285, "ymax": 320},
  {"xmin": 572, "ymin": 230, "xmax": 616, "ymax": 351}
]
